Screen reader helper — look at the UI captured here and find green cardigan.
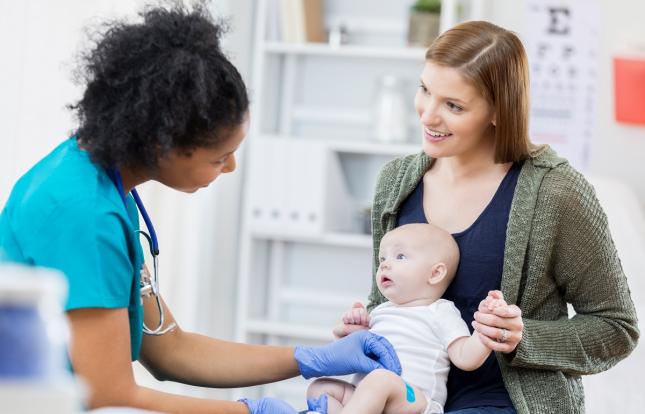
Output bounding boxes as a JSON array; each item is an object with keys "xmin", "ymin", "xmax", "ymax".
[{"xmin": 368, "ymin": 145, "xmax": 639, "ymax": 413}]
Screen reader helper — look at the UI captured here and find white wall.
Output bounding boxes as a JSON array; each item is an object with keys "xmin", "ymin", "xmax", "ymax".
[
  {"xmin": 464, "ymin": 2, "xmax": 645, "ymax": 410},
  {"xmin": 485, "ymin": 0, "xmax": 645, "ymax": 208}
]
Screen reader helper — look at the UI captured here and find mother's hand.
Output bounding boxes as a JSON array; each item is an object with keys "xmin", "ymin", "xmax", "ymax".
[{"xmin": 472, "ymin": 291, "xmax": 524, "ymax": 353}]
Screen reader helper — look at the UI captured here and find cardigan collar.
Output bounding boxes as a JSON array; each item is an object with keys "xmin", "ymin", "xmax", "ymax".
[{"xmin": 382, "ymin": 145, "xmax": 566, "ymax": 214}]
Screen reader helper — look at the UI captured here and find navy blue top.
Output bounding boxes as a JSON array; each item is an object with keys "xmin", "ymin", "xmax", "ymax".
[{"xmin": 396, "ymin": 162, "xmax": 521, "ymax": 411}]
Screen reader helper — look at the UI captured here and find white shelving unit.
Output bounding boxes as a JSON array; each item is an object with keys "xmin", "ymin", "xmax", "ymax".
[
  {"xmin": 232, "ymin": 0, "xmax": 442, "ymax": 407},
  {"xmin": 263, "ymin": 41, "xmax": 427, "ymax": 59}
]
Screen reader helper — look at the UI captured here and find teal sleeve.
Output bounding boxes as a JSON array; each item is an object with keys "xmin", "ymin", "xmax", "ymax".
[{"xmin": 28, "ymin": 199, "xmax": 137, "ymax": 311}]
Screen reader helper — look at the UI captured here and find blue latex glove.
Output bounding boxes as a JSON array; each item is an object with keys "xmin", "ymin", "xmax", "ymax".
[
  {"xmin": 306, "ymin": 394, "xmax": 328, "ymax": 414},
  {"xmin": 294, "ymin": 330, "xmax": 401, "ymax": 379},
  {"xmin": 239, "ymin": 397, "xmax": 299, "ymax": 414}
]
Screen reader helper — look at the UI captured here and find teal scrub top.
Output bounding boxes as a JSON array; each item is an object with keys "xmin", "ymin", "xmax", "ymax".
[{"xmin": 0, "ymin": 138, "xmax": 144, "ymax": 360}]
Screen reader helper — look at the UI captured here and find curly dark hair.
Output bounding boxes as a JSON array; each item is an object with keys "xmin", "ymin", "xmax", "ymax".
[{"xmin": 69, "ymin": 2, "xmax": 249, "ymax": 170}]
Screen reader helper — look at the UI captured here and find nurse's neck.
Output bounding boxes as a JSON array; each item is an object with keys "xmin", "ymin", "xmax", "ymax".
[{"xmin": 119, "ymin": 166, "xmax": 150, "ymax": 194}]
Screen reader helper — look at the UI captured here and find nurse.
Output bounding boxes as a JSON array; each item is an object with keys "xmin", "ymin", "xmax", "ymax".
[{"xmin": 0, "ymin": 5, "xmax": 400, "ymax": 413}]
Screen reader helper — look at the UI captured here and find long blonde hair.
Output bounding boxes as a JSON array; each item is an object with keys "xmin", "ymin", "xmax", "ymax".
[{"xmin": 426, "ymin": 21, "xmax": 532, "ymax": 162}]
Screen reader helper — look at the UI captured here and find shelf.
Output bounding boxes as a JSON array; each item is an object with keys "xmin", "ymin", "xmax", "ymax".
[
  {"xmin": 238, "ymin": 2, "xmax": 426, "ymax": 384},
  {"xmin": 327, "ymin": 139, "xmax": 420, "ymax": 156},
  {"xmin": 246, "ymin": 319, "xmax": 334, "ymax": 342},
  {"xmin": 279, "ymin": 288, "xmax": 364, "ymax": 308},
  {"xmin": 292, "ymin": 107, "xmax": 420, "ymax": 128},
  {"xmin": 258, "ymin": 133, "xmax": 420, "ymax": 157},
  {"xmin": 263, "ymin": 41, "xmax": 426, "ymax": 61},
  {"xmin": 251, "ymin": 230, "xmax": 373, "ymax": 249}
]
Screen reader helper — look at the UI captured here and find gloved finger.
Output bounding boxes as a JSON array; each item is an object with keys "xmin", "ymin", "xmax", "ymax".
[
  {"xmin": 240, "ymin": 397, "xmax": 300, "ymax": 414},
  {"xmin": 307, "ymin": 394, "xmax": 328, "ymax": 414},
  {"xmin": 364, "ymin": 333, "xmax": 402, "ymax": 375},
  {"xmin": 356, "ymin": 354, "xmax": 383, "ymax": 374},
  {"xmin": 352, "ymin": 302, "xmax": 365, "ymax": 310}
]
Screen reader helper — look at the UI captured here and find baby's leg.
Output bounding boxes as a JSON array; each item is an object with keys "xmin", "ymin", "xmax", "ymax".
[
  {"xmin": 307, "ymin": 378, "xmax": 356, "ymax": 414},
  {"xmin": 340, "ymin": 369, "xmax": 427, "ymax": 414}
]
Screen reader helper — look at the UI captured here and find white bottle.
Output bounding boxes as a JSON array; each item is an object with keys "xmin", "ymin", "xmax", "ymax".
[{"xmin": 372, "ymin": 75, "xmax": 409, "ymax": 144}]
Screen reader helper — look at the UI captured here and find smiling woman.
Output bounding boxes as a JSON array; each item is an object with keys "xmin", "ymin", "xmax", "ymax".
[
  {"xmin": 350, "ymin": 20, "xmax": 638, "ymax": 414},
  {"xmin": 416, "ymin": 62, "xmax": 498, "ymax": 160}
]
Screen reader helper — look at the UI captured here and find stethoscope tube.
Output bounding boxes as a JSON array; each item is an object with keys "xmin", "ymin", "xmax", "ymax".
[
  {"xmin": 131, "ymin": 189, "xmax": 159, "ymax": 256},
  {"xmin": 107, "ymin": 168, "xmax": 175, "ymax": 336}
]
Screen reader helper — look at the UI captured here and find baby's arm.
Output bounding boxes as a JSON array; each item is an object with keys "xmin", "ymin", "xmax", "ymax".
[
  {"xmin": 448, "ymin": 294, "xmax": 508, "ymax": 371},
  {"xmin": 447, "ymin": 333, "xmax": 491, "ymax": 371}
]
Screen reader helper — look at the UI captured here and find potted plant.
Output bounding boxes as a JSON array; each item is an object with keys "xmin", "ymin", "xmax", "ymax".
[{"xmin": 407, "ymin": 0, "xmax": 441, "ymax": 47}]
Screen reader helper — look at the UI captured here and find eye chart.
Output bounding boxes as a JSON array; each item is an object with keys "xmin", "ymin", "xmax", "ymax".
[{"xmin": 524, "ymin": 1, "xmax": 601, "ymax": 170}]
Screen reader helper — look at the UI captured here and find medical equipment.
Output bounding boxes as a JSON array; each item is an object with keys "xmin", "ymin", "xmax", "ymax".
[
  {"xmin": 107, "ymin": 169, "xmax": 176, "ymax": 336},
  {"xmin": 0, "ymin": 265, "xmax": 83, "ymax": 413},
  {"xmin": 0, "ymin": 265, "xmax": 68, "ymax": 379}
]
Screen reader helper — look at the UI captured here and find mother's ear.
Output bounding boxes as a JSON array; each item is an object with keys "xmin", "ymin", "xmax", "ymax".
[{"xmin": 428, "ymin": 262, "xmax": 448, "ymax": 285}]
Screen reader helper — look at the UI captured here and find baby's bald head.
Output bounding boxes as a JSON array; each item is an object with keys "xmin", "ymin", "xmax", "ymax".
[{"xmin": 380, "ymin": 223, "xmax": 460, "ymax": 285}]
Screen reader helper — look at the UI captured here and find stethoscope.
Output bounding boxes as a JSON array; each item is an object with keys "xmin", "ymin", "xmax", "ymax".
[{"xmin": 107, "ymin": 168, "xmax": 176, "ymax": 336}]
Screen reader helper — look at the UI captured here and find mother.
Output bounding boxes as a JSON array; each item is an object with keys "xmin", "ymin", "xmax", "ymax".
[{"xmin": 340, "ymin": 21, "xmax": 638, "ymax": 414}]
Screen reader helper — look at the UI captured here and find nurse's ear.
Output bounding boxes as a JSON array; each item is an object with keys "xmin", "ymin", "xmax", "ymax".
[{"xmin": 492, "ymin": 112, "xmax": 496, "ymax": 127}]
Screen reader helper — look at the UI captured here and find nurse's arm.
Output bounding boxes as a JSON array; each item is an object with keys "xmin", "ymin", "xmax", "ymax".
[
  {"xmin": 67, "ymin": 307, "xmax": 252, "ymax": 413},
  {"xmin": 139, "ymin": 295, "xmax": 301, "ymax": 387}
]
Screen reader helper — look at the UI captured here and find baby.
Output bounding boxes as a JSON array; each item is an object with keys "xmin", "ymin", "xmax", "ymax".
[{"xmin": 306, "ymin": 223, "xmax": 505, "ymax": 414}]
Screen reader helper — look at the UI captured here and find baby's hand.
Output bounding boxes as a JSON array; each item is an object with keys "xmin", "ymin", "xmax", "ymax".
[
  {"xmin": 332, "ymin": 302, "xmax": 370, "ymax": 338},
  {"xmin": 478, "ymin": 290, "xmax": 507, "ymax": 314},
  {"xmin": 342, "ymin": 302, "xmax": 370, "ymax": 326}
]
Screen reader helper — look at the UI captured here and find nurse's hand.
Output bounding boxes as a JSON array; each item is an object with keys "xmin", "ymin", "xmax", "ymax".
[
  {"xmin": 306, "ymin": 394, "xmax": 328, "ymax": 414},
  {"xmin": 294, "ymin": 330, "xmax": 401, "ymax": 379},
  {"xmin": 239, "ymin": 397, "xmax": 299, "ymax": 414}
]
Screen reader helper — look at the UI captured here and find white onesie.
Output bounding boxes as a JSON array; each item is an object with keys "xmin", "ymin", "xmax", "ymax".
[{"xmin": 354, "ymin": 300, "xmax": 470, "ymax": 414}]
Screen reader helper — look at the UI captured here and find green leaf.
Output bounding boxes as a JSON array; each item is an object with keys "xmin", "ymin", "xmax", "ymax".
[{"xmin": 411, "ymin": 0, "xmax": 441, "ymax": 14}]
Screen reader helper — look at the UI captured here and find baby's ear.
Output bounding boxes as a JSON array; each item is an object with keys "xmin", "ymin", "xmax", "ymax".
[{"xmin": 428, "ymin": 262, "xmax": 448, "ymax": 285}]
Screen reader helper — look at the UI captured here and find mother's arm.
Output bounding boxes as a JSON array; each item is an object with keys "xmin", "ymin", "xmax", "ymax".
[{"xmin": 475, "ymin": 169, "xmax": 639, "ymax": 375}]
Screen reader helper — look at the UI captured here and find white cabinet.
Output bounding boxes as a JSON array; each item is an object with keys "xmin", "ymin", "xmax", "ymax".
[{"xmin": 233, "ymin": 0, "xmax": 429, "ymax": 406}]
